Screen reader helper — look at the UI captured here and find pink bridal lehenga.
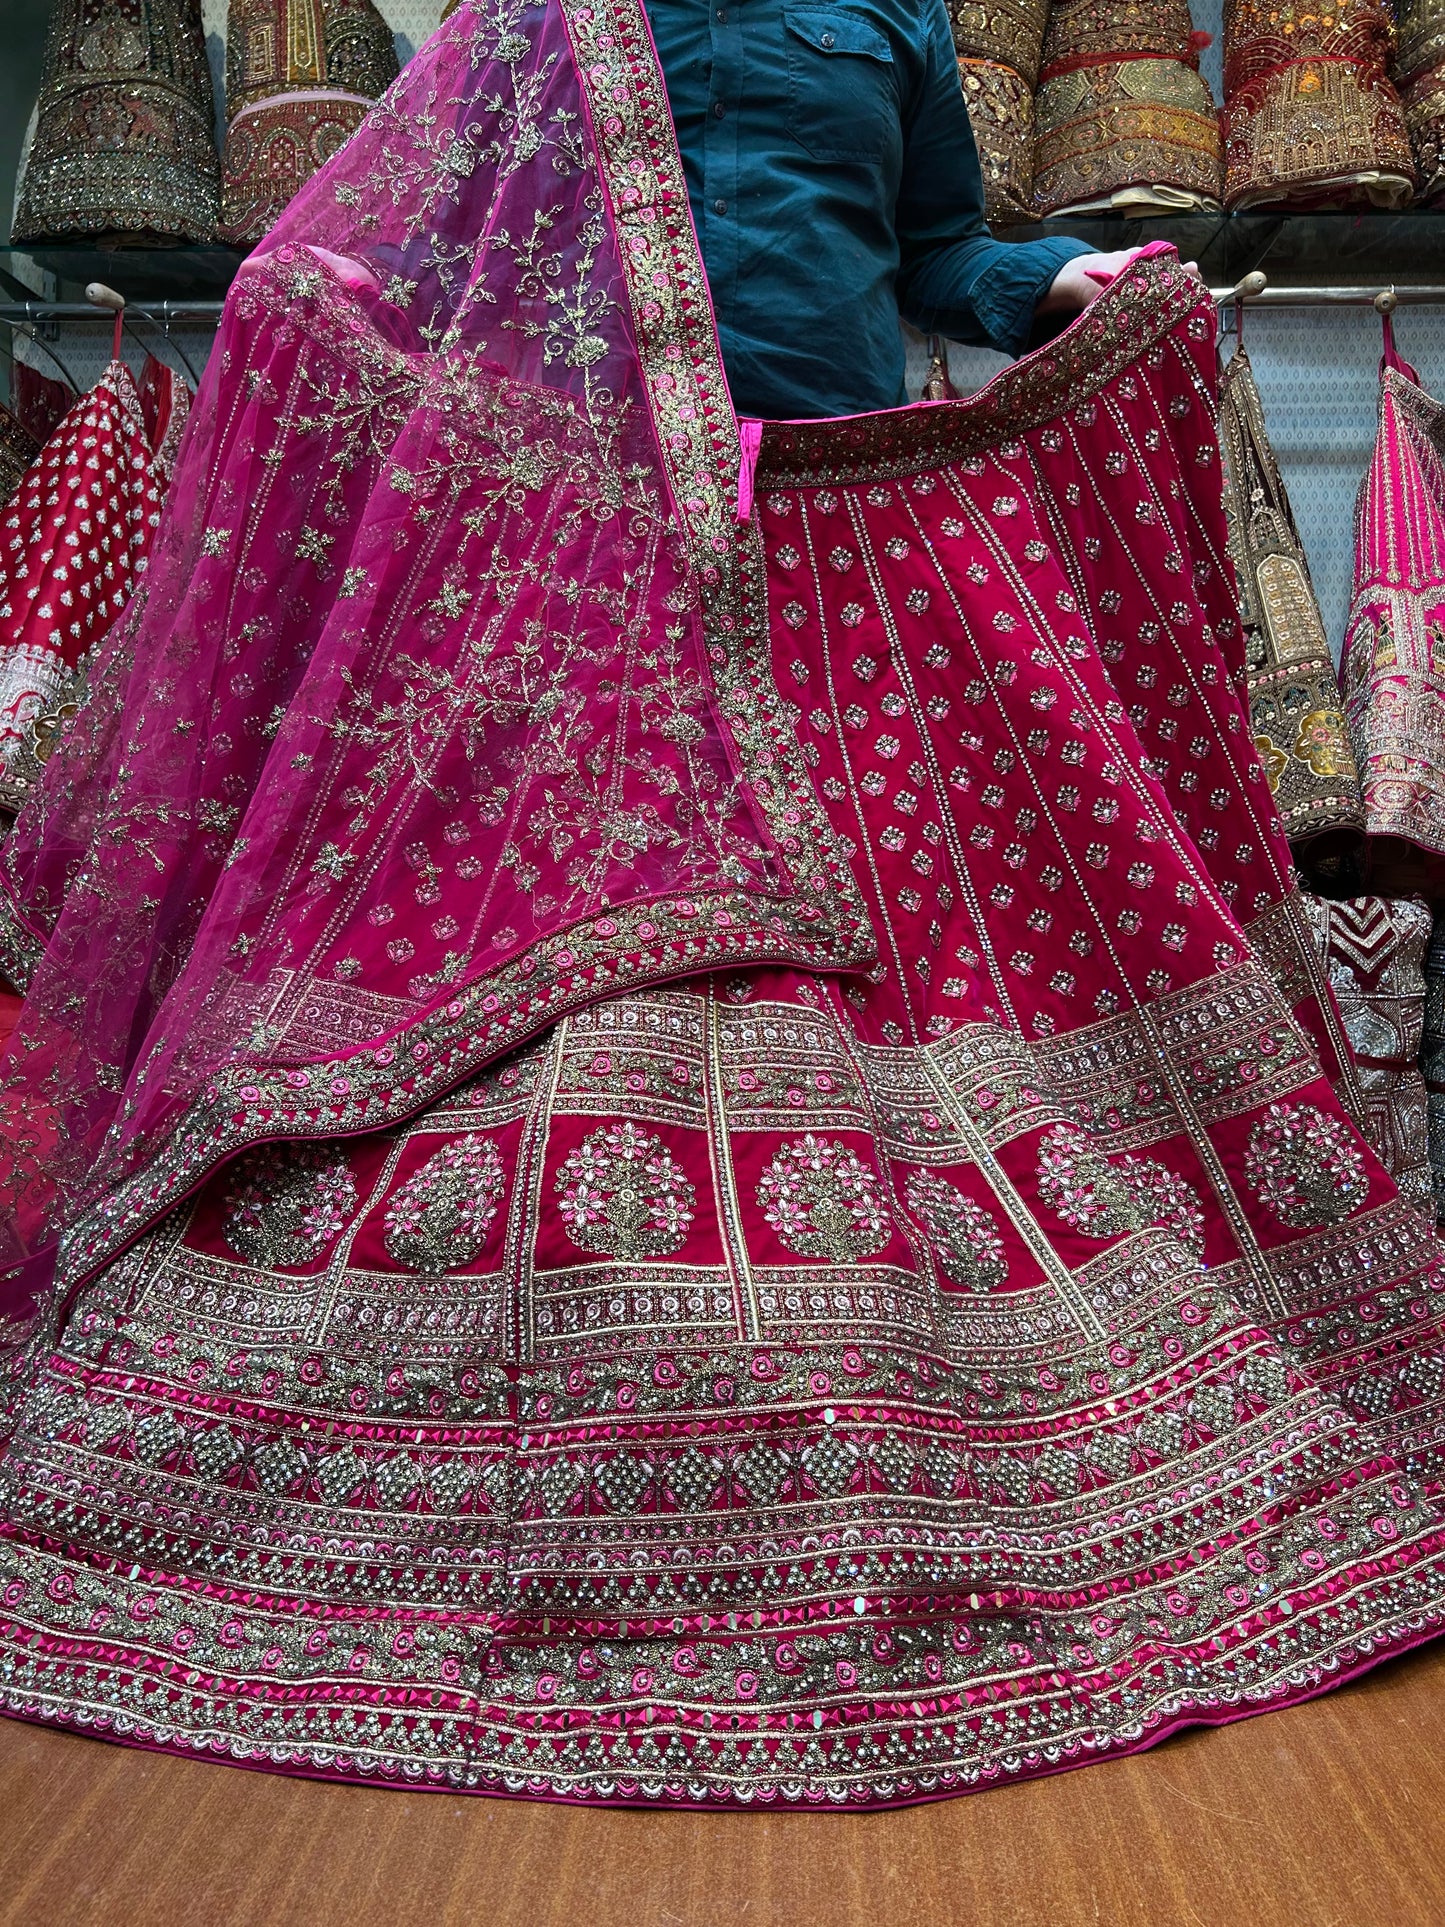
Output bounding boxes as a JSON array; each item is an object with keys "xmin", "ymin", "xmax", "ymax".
[{"xmin": 0, "ymin": 0, "xmax": 1443, "ymax": 1810}]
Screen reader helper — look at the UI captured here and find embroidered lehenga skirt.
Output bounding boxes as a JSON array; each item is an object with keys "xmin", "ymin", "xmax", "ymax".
[{"xmin": 2, "ymin": 0, "xmax": 1445, "ymax": 1811}]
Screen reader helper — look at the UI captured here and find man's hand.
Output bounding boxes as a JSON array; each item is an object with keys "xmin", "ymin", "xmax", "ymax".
[{"xmin": 1037, "ymin": 248, "xmax": 1204, "ymax": 317}]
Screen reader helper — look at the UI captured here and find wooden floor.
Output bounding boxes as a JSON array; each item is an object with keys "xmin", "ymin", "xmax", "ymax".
[{"xmin": 5, "ymin": 1645, "xmax": 1445, "ymax": 1927}]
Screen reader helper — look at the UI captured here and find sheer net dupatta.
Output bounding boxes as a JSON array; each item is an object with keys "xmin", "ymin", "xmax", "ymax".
[{"xmin": 0, "ymin": 0, "xmax": 868, "ymax": 1313}]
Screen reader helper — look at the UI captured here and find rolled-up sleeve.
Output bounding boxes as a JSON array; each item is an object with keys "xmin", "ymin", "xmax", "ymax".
[{"xmin": 894, "ymin": 0, "xmax": 1093, "ymax": 356}]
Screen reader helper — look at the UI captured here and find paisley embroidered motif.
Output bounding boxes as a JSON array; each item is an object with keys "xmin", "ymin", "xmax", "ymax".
[
  {"xmin": 382, "ymin": 1134, "xmax": 506, "ymax": 1272},
  {"xmin": 1244, "ymin": 1100, "xmax": 1371, "ymax": 1228},
  {"xmin": 1036, "ymin": 1122, "xmax": 1205, "ymax": 1254},
  {"xmin": 555, "ymin": 1122, "xmax": 696, "ymax": 1258},
  {"xmin": 758, "ymin": 1135, "xmax": 891, "ymax": 1261},
  {"xmin": 221, "ymin": 1142, "xmax": 359, "ymax": 1266},
  {"xmin": 903, "ymin": 1169, "xmax": 1008, "ymax": 1290}
]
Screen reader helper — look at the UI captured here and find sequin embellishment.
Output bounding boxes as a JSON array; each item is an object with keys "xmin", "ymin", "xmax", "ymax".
[
  {"xmin": 221, "ymin": 1142, "xmax": 359, "ymax": 1266},
  {"xmin": 382, "ymin": 1134, "xmax": 507, "ymax": 1271},
  {"xmin": 903, "ymin": 1169, "xmax": 1009, "ymax": 1289},
  {"xmin": 1244, "ymin": 1100, "xmax": 1370, "ymax": 1227},
  {"xmin": 758, "ymin": 1135, "xmax": 891, "ymax": 1261},
  {"xmin": 1036, "ymin": 1123, "xmax": 1205, "ymax": 1253},
  {"xmin": 555, "ymin": 1122, "xmax": 696, "ymax": 1258}
]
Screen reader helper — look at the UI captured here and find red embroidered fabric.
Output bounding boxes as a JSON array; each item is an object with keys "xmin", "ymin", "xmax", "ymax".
[
  {"xmin": 0, "ymin": 361, "xmax": 160, "ymax": 783},
  {"xmin": 10, "ymin": 366, "xmax": 71, "ymax": 452},
  {"xmin": 136, "ymin": 354, "xmax": 193, "ymax": 490},
  {"xmin": 0, "ymin": 0, "xmax": 1444, "ymax": 1812}
]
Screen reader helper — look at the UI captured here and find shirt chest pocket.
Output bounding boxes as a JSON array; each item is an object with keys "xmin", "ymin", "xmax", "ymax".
[{"xmin": 784, "ymin": 7, "xmax": 898, "ymax": 165}]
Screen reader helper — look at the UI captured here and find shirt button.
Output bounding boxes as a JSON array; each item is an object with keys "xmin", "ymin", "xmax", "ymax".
[
  {"xmin": 716, "ymin": 4, "xmax": 727, "ymax": 16},
  {"xmin": 821, "ymin": 29, "xmax": 835, "ymax": 46},
  {"xmin": 712, "ymin": 99, "xmax": 726, "ymax": 117},
  {"xmin": 713, "ymin": 197, "xmax": 728, "ymax": 214}
]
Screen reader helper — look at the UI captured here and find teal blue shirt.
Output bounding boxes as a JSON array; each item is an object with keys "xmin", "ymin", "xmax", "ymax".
[{"xmin": 644, "ymin": 0, "xmax": 1093, "ymax": 419}]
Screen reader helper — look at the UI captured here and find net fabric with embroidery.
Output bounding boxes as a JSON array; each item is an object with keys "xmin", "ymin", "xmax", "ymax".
[{"xmin": 0, "ymin": 0, "xmax": 869, "ymax": 1308}]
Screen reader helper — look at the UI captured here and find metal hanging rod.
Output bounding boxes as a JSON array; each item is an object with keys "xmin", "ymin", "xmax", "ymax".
[
  {"xmin": 1213, "ymin": 272, "xmax": 1445, "ymax": 308},
  {"xmin": 0, "ymin": 299, "xmax": 223, "ymax": 324},
  {"xmin": 6, "ymin": 278, "xmax": 1445, "ymax": 324}
]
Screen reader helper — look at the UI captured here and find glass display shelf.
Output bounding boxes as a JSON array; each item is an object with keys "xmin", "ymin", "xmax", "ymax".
[
  {"xmin": 0, "ymin": 244, "xmax": 246, "ymax": 303},
  {"xmin": 3, "ymin": 214, "xmax": 1445, "ymax": 313}
]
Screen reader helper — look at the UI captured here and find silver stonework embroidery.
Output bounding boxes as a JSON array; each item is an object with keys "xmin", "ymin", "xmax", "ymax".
[
  {"xmin": 382, "ymin": 1134, "xmax": 507, "ymax": 1271},
  {"xmin": 1036, "ymin": 1123, "xmax": 1205, "ymax": 1254},
  {"xmin": 903, "ymin": 1169, "xmax": 1009, "ymax": 1290},
  {"xmin": 221, "ymin": 1141, "xmax": 359, "ymax": 1266},
  {"xmin": 758, "ymin": 1135, "xmax": 891, "ymax": 1261},
  {"xmin": 555, "ymin": 1121, "xmax": 696, "ymax": 1259},
  {"xmin": 1244, "ymin": 1100, "xmax": 1370, "ymax": 1228}
]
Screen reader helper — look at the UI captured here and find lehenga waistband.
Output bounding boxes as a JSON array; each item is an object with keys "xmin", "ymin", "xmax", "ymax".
[{"xmin": 756, "ymin": 246, "xmax": 1204, "ymax": 489}]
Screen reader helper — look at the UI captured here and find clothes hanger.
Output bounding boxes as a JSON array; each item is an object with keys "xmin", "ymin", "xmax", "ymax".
[
  {"xmin": 921, "ymin": 335, "xmax": 958, "ymax": 403},
  {"xmin": 84, "ymin": 281, "xmax": 127, "ymax": 364},
  {"xmin": 149, "ymin": 303, "xmax": 201, "ymax": 390},
  {"xmin": 1227, "ymin": 269, "xmax": 1267, "ymax": 351},
  {"xmin": 1374, "ymin": 286, "xmax": 1416, "ymax": 382},
  {"xmin": 86, "ymin": 282, "xmax": 201, "ymax": 392}
]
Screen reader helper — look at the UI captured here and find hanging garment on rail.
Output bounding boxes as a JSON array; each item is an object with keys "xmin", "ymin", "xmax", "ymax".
[
  {"xmin": 946, "ymin": 0, "xmax": 1050, "ymax": 223},
  {"xmin": 0, "ymin": 1, "xmax": 1443, "ymax": 1810},
  {"xmin": 137, "ymin": 353, "xmax": 193, "ymax": 489},
  {"xmin": 1032, "ymin": 0, "xmax": 1223, "ymax": 216},
  {"xmin": 0, "ymin": 415, "xmax": 37, "ymax": 517},
  {"xmin": 1398, "ymin": 0, "xmax": 1445, "ymax": 202},
  {"xmin": 1222, "ymin": 0, "xmax": 1416, "ymax": 209},
  {"xmin": 11, "ymin": 367, "xmax": 73, "ymax": 456},
  {"xmin": 1218, "ymin": 343, "xmax": 1364, "ymax": 877},
  {"xmin": 1340, "ymin": 319, "xmax": 1445, "ymax": 889},
  {"xmin": 219, "ymin": 0, "xmax": 400, "ymax": 244},
  {"xmin": 1420, "ymin": 910, "xmax": 1445, "ymax": 1220},
  {"xmin": 12, "ymin": 0, "xmax": 220, "ymax": 244},
  {"xmin": 0, "ymin": 360, "xmax": 161, "ymax": 798},
  {"xmin": 1303, "ymin": 894, "xmax": 1434, "ymax": 1217}
]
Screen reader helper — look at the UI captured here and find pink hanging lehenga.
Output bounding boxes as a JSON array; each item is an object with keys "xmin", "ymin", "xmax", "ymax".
[{"xmin": 0, "ymin": 0, "xmax": 1444, "ymax": 1809}]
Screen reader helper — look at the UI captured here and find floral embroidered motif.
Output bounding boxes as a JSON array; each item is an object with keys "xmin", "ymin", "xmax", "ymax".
[
  {"xmin": 221, "ymin": 1142, "xmax": 359, "ymax": 1266},
  {"xmin": 1292, "ymin": 708, "xmax": 1354, "ymax": 779},
  {"xmin": 758, "ymin": 1135, "xmax": 891, "ymax": 1261},
  {"xmin": 382, "ymin": 1134, "xmax": 506, "ymax": 1272},
  {"xmin": 1244, "ymin": 1101, "xmax": 1370, "ymax": 1227},
  {"xmin": 1036, "ymin": 1123, "xmax": 1205, "ymax": 1254},
  {"xmin": 903, "ymin": 1169, "xmax": 1008, "ymax": 1290},
  {"xmin": 1254, "ymin": 733, "xmax": 1289, "ymax": 792},
  {"xmin": 555, "ymin": 1122, "xmax": 696, "ymax": 1258}
]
